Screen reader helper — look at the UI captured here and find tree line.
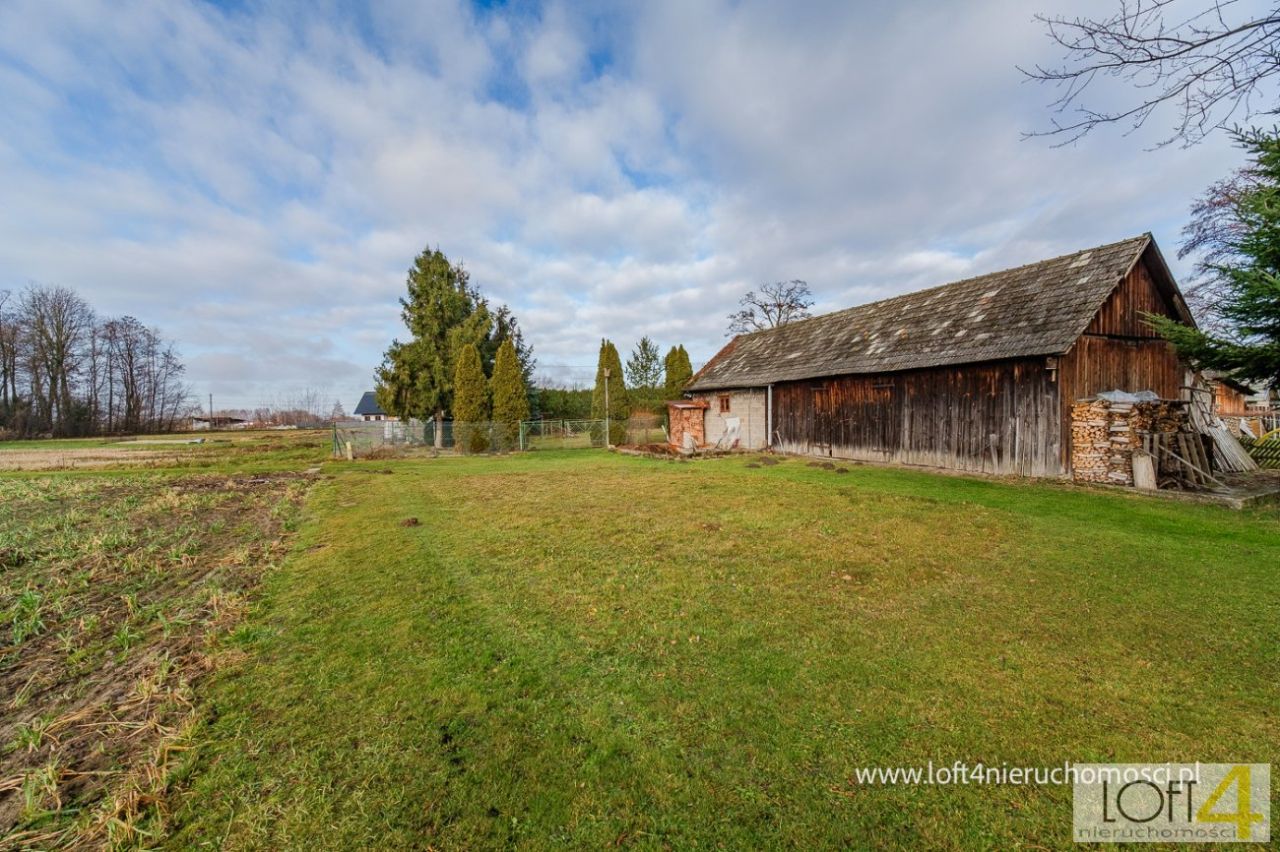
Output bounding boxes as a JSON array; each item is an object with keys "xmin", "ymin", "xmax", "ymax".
[
  {"xmin": 375, "ymin": 247, "xmax": 535, "ymax": 448},
  {"xmin": 0, "ymin": 285, "xmax": 190, "ymax": 437},
  {"xmin": 586, "ymin": 338, "xmax": 694, "ymax": 444},
  {"xmin": 530, "ymin": 340, "xmax": 694, "ymax": 426},
  {"xmin": 374, "ymin": 245, "xmax": 705, "ymax": 446}
]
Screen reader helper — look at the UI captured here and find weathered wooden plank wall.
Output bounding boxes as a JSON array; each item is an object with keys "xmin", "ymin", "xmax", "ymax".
[
  {"xmin": 1084, "ymin": 256, "xmax": 1173, "ymax": 338},
  {"xmin": 773, "ymin": 357, "xmax": 1062, "ymax": 476},
  {"xmin": 1058, "ymin": 336, "xmax": 1184, "ymax": 401},
  {"xmin": 1057, "ymin": 253, "xmax": 1187, "ymax": 470},
  {"xmin": 1213, "ymin": 382, "xmax": 1249, "ymax": 416}
]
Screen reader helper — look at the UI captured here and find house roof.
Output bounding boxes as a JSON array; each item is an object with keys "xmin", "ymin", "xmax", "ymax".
[
  {"xmin": 353, "ymin": 391, "xmax": 386, "ymax": 416},
  {"xmin": 689, "ymin": 234, "xmax": 1191, "ymax": 391},
  {"xmin": 1204, "ymin": 371, "xmax": 1256, "ymax": 394}
]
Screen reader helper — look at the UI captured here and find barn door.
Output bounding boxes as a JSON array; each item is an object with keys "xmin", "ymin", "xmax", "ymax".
[{"xmin": 812, "ymin": 383, "xmax": 833, "ymax": 456}]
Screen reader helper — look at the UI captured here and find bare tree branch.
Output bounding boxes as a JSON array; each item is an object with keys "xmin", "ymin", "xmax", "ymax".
[{"xmin": 1024, "ymin": 0, "xmax": 1280, "ymax": 146}]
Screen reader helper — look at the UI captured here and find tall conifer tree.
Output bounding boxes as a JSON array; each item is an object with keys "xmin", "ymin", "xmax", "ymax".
[
  {"xmin": 663, "ymin": 345, "xmax": 694, "ymax": 396},
  {"xmin": 491, "ymin": 338, "xmax": 529, "ymax": 450},
  {"xmin": 375, "ymin": 247, "xmax": 490, "ymax": 446},
  {"xmin": 592, "ymin": 339, "xmax": 630, "ymax": 445},
  {"xmin": 452, "ymin": 343, "xmax": 490, "ymax": 453},
  {"xmin": 1151, "ymin": 129, "xmax": 1280, "ymax": 393}
]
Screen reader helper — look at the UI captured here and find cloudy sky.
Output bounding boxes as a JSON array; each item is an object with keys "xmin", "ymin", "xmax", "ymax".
[{"xmin": 0, "ymin": 0, "xmax": 1250, "ymax": 411}]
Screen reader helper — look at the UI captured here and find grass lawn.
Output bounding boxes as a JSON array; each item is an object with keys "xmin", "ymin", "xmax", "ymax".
[{"xmin": 139, "ymin": 450, "xmax": 1279, "ymax": 850}]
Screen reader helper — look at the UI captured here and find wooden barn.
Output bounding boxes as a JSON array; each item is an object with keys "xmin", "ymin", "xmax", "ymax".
[{"xmin": 682, "ymin": 234, "xmax": 1196, "ymax": 478}]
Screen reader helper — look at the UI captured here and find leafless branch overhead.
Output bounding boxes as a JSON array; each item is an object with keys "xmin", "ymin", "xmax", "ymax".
[{"xmin": 1023, "ymin": 0, "xmax": 1280, "ymax": 145}]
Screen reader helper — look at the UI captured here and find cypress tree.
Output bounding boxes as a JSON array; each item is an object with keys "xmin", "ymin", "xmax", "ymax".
[
  {"xmin": 452, "ymin": 343, "xmax": 490, "ymax": 453},
  {"xmin": 490, "ymin": 338, "xmax": 529, "ymax": 451},
  {"xmin": 591, "ymin": 339, "xmax": 630, "ymax": 445},
  {"xmin": 664, "ymin": 344, "xmax": 694, "ymax": 396}
]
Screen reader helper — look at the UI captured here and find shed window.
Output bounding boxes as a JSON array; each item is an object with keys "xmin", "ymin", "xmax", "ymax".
[{"xmin": 718, "ymin": 395, "xmax": 731, "ymax": 413}]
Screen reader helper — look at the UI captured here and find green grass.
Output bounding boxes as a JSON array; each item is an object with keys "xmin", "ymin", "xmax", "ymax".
[{"xmin": 160, "ymin": 451, "xmax": 1280, "ymax": 850}]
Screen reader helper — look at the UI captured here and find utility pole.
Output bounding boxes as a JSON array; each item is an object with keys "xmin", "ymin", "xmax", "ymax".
[
  {"xmin": 208, "ymin": 393, "xmax": 213, "ymax": 419},
  {"xmin": 603, "ymin": 367, "xmax": 610, "ymax": 449}
]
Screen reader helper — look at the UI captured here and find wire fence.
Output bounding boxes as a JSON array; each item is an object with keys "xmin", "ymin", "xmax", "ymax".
[{"xmin": 332, "ymin": 416, "xmax": 668, "ymax": 457}]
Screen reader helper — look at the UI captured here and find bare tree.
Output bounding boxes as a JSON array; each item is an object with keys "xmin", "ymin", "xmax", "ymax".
[
  {"xmin": 149, "ymin": 340, "xmax": 190, "ymax": 431},
  {"xmin": 1173, "ymin": 147, "xmax": 1264, "ymax": 331},
  {"xmin": 0, "ymin": 287, "xmax": 190, "ymax": 437},
  {"xmin": 1024, "ymin": 1, "xmax": 1280, "ymax": 146},
  {"xmin": 21, "ymin": 285, "xmax": 95, "ymax": 435},
  {"xmin": 0, "ymin": 290, "xmax": 18, "ymax": 412},
  {"xmin": 727, "ymin": 280, "xmax": 815, "ymax": 335}
]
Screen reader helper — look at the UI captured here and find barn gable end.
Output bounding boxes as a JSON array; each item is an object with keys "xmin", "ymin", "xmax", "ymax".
[
  {"xmin": 1056, "ymin": 244, "xmax": 1191, "ymax": 469},
  {"xmin": 1083, "ymin": 244, "xmax": 1189, "ymax": 338}
]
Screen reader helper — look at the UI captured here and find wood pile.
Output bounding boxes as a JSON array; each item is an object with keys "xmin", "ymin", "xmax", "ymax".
[
  {"xmin": 1130, "ymin": 399, "xmax": 1188, "ymax": 435},
  {"xmin": 1071, "ymin": 397, "xmax": 1200, "ymax": 488},
  {"xmin": 1186, "ymin": 385, "xmax": 1260, "ymax": 473}
]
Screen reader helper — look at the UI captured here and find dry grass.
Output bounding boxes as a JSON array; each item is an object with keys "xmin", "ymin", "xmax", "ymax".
[
  {"xmin": 0, "ymin": 429, "xmax": 331, "ymax": 473},
  {"xmin": 0, "ymin": 473, "xmax": 312, "ymax": 848},
  {"xmin": 0, "ymin": 448, "xmax": 195, "ymax": 472}
]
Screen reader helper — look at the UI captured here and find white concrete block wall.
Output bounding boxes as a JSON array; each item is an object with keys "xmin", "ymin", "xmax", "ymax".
[{"xmin": 695, "ymin": 389, "xmax": 768, "ymax": 449}]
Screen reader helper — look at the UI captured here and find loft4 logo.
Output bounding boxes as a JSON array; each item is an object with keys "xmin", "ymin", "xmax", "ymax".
[
  {"xmin": 1073, "ymin": 763, "xmax": 1271, "ymax": 844},
  {"xmin": 1195, "ymin": 766, "xmax": 1266, "ymax": 840}
]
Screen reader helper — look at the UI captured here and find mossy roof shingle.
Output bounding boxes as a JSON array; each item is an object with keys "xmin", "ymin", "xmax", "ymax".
[{"xmin": 690, "ymin": 234, "xmax": 1166, "ymax": 391}]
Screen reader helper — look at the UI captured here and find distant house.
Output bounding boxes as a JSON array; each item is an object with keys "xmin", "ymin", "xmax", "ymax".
[
  {"xmin": 192, "ymin": 415, "xmax": 249, "ymax": 430},
  {"xmin": 1205, "ymin": 371, "xmax": 1273, "ymax": 415},
  {"xmin": 677, "ymin": 233, "xmax": 1197, "ymax": 478},
  {"xmin": 1203, "ymin": 371, "xmax": 1276, "ymax": 440},
  {"xmin": 354, "ymin": 391, "xmax": 397, "ymax": 422}
]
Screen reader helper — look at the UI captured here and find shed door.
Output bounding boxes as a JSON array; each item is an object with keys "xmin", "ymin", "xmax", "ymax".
[{"xmin": 812, "ymin": 385, "xmax": 833, "ymax": 456}]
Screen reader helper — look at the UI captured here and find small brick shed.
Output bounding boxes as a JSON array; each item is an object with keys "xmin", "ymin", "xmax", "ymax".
[{"xmin": 667, "ymin": 399, "xmax": 709, "ymax": 450}]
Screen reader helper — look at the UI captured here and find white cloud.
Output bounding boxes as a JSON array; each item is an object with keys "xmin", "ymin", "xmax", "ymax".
[{"xmin": 0, "ymin": 0, "xmax": 1255, "ymax": 408}]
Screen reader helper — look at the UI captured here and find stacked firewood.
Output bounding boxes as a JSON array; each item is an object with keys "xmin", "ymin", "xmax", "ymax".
[
  {"xmin": 1071, "ymin": 398, "xmax": 1190, "ymax": 487},
  {"xmin": 1130, "ymin": 400, "xmax": 1188, "ymax": 435},
  {"xmin": 1071, "ymin": 398, "xmax": 1126, "ymax": 484}
]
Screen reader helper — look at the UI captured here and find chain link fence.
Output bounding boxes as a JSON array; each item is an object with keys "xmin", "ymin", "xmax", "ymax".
[{"xmin": 332, "ymin": 416, "xmax": 668, "ymax": 457}]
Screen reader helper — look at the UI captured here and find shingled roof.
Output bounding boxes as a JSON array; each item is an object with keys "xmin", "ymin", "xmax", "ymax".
[
  {"xmin": 353, "ymin": 391, "xmax": 386, "ymax": 416},
  {"xmin": 689, "ymin": 234, "xmax": 1188, "ymax": 391}
]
